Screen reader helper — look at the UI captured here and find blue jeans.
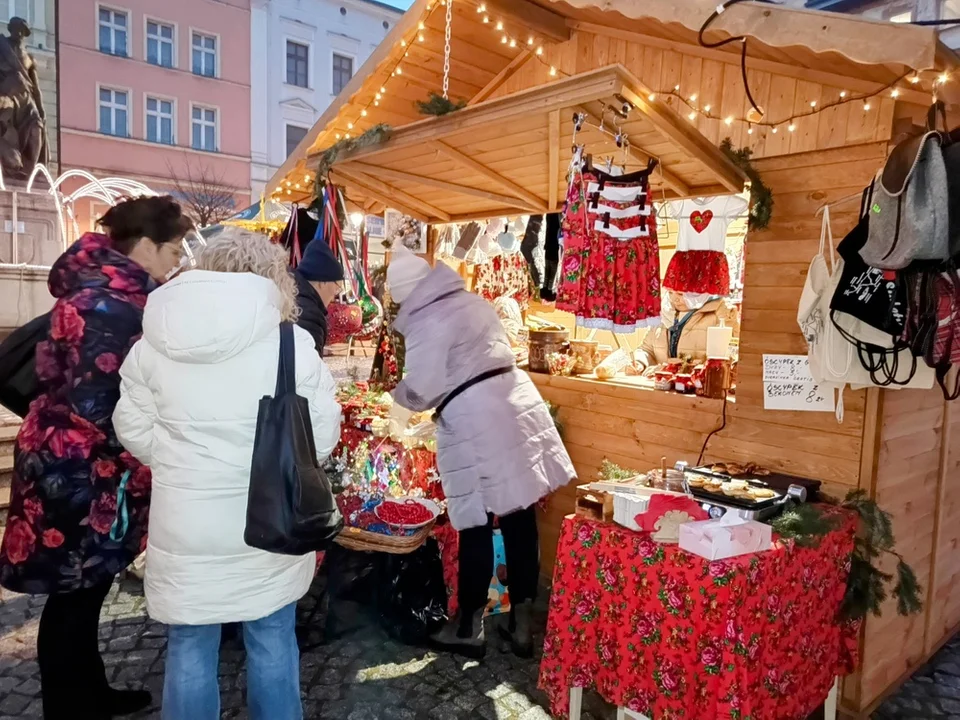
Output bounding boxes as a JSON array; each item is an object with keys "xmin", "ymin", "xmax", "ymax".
[{"xmin": 162, "ymin": 603, "xmax": 302, "ymax": 720}]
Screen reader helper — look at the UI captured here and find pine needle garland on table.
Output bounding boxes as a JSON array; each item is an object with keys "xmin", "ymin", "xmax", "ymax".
[
  {"xmin": 772, "ymin": 489, "xmax": 922, "ymax": 620},
  {"xmin": 416, "ymin": 92, "xmax": 467, "ymax": 117},
  {"xmin": 598, "ymin": 459, "xmax": 638, "ymax": 482},
  {"xmin": 720, "ymin": 138, "xmax": 773, "ymax": 231}
]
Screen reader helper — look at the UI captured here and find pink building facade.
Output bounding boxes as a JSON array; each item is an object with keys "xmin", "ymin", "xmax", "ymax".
[{"xmin": 59, "ymin": 0, "xmax": 252, "ymax": 233}]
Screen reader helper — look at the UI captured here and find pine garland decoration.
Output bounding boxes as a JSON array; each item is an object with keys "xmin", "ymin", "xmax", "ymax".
[
  {"xmin": 720, "ymin": 138, "xmax": 774, "ymax": 231},
  {"xmin": 315, "ymin": 124, "xmax": 392, "ymax": 180},
  {"xmin": 598, "ymin": 459, "xmax": 637, "ymax": 482},
  {"xmin": 771, "ymin": 489, "xmax": 922, "ymax": 620},
  {"xmin": 416, "ymin": 92, "xmax": 467, "ymax": 117}
]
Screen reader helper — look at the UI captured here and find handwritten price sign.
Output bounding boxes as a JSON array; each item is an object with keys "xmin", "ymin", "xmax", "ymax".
[{"xmin": 761, "ymin": 355, "xmax": 835, "ymax": 412}]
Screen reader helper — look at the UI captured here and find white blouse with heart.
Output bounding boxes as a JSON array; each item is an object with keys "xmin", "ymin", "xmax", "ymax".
[{"xmin": 667, "ymin": 195, "xmax": 749, "ymax": 252}]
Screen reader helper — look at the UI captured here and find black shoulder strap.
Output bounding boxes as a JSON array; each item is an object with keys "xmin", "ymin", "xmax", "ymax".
[{"xmin": 277, "ymin": 322, "xmax": 297, "ymax": 397}]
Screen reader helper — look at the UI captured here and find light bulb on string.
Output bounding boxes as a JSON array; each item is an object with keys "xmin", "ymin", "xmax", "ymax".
[
  {"xmin": 496, "ymin": 20, "xmax": 503, "ymax": 30},
  {"xmin": 788, "ymin": 122, "xmax": 796, "ymax": 132},
  {"xmin": 688, "ymin": 111, "xmax": 696, "ymax": 121},
  {"xmin": 863, "ymin": 101, "xmax": 871, "ymax": 111},
  {"xmin": 674, "ymin": 84, "xmax": 680, "ymax": 91},
  {"xmin": 478, "ymin": 3, "xmax": 486, "ymax": 11},
  {"xmin": 891, "ymin": 89, "xmax": 900, "ymax": 98},
  {"xmin": 536, "ymin": 46, "xmax": 543, "ymax": 56},
  {"xmin": 747, "ymin": 125, "xmax": 754, "ymax": 135},
  {"xmin": 648, "ymin": 93, "xmax": 656, "ymax": 101},
  {"xmin": 771, "ymin": 126, "xmax": 778, "ymax": 134},
  {"xmin": 809, "ymin": 100, "xmax": 817, "ymax": 108},
  {"xmin": 724, "ymin": 116, "xmax": 733, "ymax": 126},
  {"xmin": 345, "ymin": 133, "xmax": 351, "ymax": 139},
  {"xmin": 361, "ymin": 109, "xmax": 368, "ymax": 117},
  {"xmin": 501, "ymin": 35, "xmax": 508, "ymax": 44},
  {"xmin": 418, "ymin": 33, "xmax": 425, "ymax": 42},
  {"xmin": 549, "ymin": 66, "xmax": 557, "ymax": 77},
  {"xmin": 910, "ymin": 74, "xmax": 921, "ymax": 84},
  {"xmin": 839, "ymin": 90, "xmax": 847, "ymax": 98},
  {"xmin": 939, "ymin": 72, "xmax": 950, "ymax": 84},
  {"xmin": 381, "ymin": 87, "xmax": 386, "ymax": 94},
  {"xmin": 510, "ymin": 38, "xmax": 517, "ymax": 48},
  {"xmin": 401, "ymin": 40, "xmax": 407, "ymax": 47},
  {"xmin": 348, "ymin": 122, "xmax": 354, "ymax": 129},
  {"xmin": 396, "ymin": 66, "xmax": 402, "ymax": 75},
  {"xmin": 704, "ymin": 104, "xmax": 711, "ymax": 112},
  {"xmin": 528, "ymin": 37, "xmax": 535, "ymax": 45},
  {"xmin": 418, "ymin": 21, "xmax": 425, "ymax": 30},
  {"xmin": 483, "ymin": 16, "xmax": 489, "ymax": 23},
  {"xmin": 689, "ymin": 93, "xmax": 697, "ymax": 102},
  {"xmin": 336, "ymin": 133, "xmax": 342, "ymax": 140}
]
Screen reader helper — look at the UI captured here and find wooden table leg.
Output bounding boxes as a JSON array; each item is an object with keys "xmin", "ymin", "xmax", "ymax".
[{"xmin": 569, "ymin": 687, "xmax": 583, "ymax": 720}]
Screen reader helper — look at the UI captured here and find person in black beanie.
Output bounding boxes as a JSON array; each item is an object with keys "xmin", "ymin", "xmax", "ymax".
[{"xmin": 294, "ymin": 238, "xmax": 345, "ymax": 353}]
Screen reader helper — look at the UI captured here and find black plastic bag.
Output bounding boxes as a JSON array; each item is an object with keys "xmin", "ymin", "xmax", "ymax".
[
  {"xmin": 379, "ymin": 538, "xmax": 448, "ymax": 645},
  {"xmin": 0, "ymin": 313, "xmax": 49, "ymax": 417}
]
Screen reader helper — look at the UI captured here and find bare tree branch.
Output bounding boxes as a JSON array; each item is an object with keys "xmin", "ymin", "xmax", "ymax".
[{"xmin": 165, "ymin": 154, "xmax": 239, "ymax": 227}]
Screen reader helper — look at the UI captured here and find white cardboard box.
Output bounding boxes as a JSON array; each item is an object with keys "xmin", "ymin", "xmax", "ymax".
[{"xmin": 678, "ymin": 516, "xmax": 773, "ymax": 560}]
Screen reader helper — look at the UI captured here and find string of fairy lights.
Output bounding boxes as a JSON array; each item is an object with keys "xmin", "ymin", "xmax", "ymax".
[{"xmin": 274, "ymin": 0, "xmax": 952, "ymax": 197}]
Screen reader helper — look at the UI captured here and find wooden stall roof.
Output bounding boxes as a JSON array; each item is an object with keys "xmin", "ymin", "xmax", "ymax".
[
  {"xmin": 323, "ymin": 65, "xmax": 747, "ymax": 222},
  {"xmin": 269, "ymin": 0, "xmax": 959, "ymax": 201}
]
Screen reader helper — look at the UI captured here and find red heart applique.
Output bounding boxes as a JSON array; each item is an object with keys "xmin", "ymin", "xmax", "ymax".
[{"xmin": 690, "ymin": 210, "xmax": 714, "ymax": 233}]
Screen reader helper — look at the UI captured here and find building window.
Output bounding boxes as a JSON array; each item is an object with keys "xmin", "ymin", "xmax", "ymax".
[
  {"xmin": 192, "ymin": 31, "xmax": 217, "ymax": 77},
  {"xmin": 146, "ymin": 96, "xmax": 174, "ymax": 145},
  {"xmin": 3, "ymin": 1, "xmax": 34, "ymax": 24},
  {"xmin": 191, "ymin": 105, "xmax": 217, "ymax": 151},
  {"xmin": 332, "ymin": 53, "xmax": 353, "ymax": 95},
  {"xmin": 286, "ymin": 125, "xmax": 308, "ymax": 157},
  {"xmin": 146, "ymin": 20, "xmax": 174, "ymax": 68},
  {"xmin": 98, "ymin": 87, "xmax": 129, "ymax": 137},
  {"xmin": 98, "ymin": 7, "xmax": 128, "ymax": 57},
  {"xmin": 286, "ymin": 41, "xmax": 309, "ymax": 88}
]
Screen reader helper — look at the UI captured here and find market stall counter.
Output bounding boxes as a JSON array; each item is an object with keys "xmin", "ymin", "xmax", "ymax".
[{"xmin": 539, "ymin": 512, "xmax": 859, "ymax": 720}]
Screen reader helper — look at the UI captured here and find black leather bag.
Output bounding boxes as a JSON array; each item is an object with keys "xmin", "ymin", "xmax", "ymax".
[
  {"xmin": 0, "ymin": 313, "xmax": 50, "ymax": 418},
  {"xmin": 244, "ymin": 322, "xmax": 343, "ymax": 556}
]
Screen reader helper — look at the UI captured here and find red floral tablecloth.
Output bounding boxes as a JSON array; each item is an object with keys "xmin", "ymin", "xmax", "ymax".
[{"xmin": 538, "ymin": 513, "xmax": 860, "ymax": 720}]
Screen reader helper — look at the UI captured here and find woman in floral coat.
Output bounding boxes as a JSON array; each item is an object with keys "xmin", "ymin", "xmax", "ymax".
[{"xmin": 0, "ymin": 196, "xmax": 192, "ymax": 719}]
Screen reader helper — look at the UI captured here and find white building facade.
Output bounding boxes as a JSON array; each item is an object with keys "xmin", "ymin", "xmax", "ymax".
[{"xmin": 249, "ymin": 0, "xmax": 402, "ymax": 200}]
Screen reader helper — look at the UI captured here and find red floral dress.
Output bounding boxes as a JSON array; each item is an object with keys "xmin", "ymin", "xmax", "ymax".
[
  {"xmin": 473, "ymin": 253, "xmax": 531, "ymax": 311},
  {"xmin": 556, "ymin": 163, "xmax": 661, "ymax": 332},
  {"xmin": 0, "ymin": 233, "xmax": 154, "ymax": 594}
]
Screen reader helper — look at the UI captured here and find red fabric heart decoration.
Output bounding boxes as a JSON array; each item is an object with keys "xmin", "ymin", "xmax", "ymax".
[{"xmin": 690, "ymin": 210, "xmax": 714, "ymax": 234}]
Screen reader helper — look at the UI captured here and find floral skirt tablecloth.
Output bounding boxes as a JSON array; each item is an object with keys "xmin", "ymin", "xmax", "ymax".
[{"xmin": 538, "ymin": 514, "xmax": 860, "ymax": 720}]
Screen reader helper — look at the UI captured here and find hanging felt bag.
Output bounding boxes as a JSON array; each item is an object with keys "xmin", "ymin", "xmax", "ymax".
[
  {"xmin": 860, "ymin": 129, "xmax": 950, "ymax": 270},
  {"xmin": 926, "ymin": 101, "xmax": 960, "ymax": 259},
  {"xmin": 244, "ymin": 322, "xmax": 343, "ymax": 555}
]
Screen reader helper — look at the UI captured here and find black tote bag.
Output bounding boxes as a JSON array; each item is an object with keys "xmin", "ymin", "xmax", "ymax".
[
  {"xmin": 0, "ymin": 313, "xmax": 50, "ymax": 418},
  {"xmin": 244, "ymin": 322, "xmax": 343, "ymax": 556}
]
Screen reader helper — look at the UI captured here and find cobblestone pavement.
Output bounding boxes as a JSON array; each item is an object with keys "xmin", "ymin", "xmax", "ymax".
[
  {"xmin": 0, "ymin": 575, "xmax": 613, "ymax": 720},
  {"xmin": 0, "ymin": 573, "xmax": 957, "ymax": 719},
  {"xmin": 872, "ymin": 632, "xmax": 960, "ymax": 720}
]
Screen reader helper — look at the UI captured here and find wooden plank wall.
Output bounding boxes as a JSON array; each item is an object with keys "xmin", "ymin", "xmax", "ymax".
[
  {"xmin": 529, "ymin": 373, "xmax": 725, "ymax": 574},
  {"xmin": 839, "ymin": 388, "xmax": 958, "ymax": 715},
  {"xmin": 489, "ymin": 30, "xmax": 895, "ymax": 161}
]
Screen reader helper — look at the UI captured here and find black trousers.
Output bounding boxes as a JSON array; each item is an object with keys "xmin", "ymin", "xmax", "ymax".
[
  {"xmin": 458, "ymin": 505, "xmax": 540, "ymax": 627},
  {"xmin": 38, "ymin": 580, "xmax": 113, "ymax": 719},
  {"xmin": 520, "ymin": 214, "xmax": 561, "ymax": 293}
]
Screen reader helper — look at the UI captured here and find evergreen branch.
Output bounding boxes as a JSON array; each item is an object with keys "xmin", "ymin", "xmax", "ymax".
[
  {"xmin": 598, "ymin": 460, "xmax": 638, "ymax": 482},
  {"xmin": 720, "ymin": 138, "xmax": 773, "ymax": 231},
  {"xmin": 416, "ymin": 92, "xmax": 467, "ymax": 117},
  {"xmin": 770, "ymin": 503, "xmax": 840, "ymax": 547},
  {"xmin": 894, "ymin": 559, "xmax": 923, "ymax": 616}
]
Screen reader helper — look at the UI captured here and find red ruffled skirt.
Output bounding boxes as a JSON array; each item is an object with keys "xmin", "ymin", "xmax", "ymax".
[{"xmin": 663, "ymin": 250, "xmax": 730, "ymax": 296}]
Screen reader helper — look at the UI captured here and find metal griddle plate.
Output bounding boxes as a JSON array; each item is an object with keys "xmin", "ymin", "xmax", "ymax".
[{"xmin": 685, "ymin": 468, "xmax": 783, "ymax": 510}]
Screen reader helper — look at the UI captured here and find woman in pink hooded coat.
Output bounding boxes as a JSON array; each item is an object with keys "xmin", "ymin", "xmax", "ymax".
[{"xmin": 387, "ymin": 248, "xmax": 575, "ymax": 658}]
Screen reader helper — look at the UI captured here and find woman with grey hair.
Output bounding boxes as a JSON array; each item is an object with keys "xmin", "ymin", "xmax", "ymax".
[{"xmin": 113, "ymin": 228, "xmax": 341, "ymax": 720}]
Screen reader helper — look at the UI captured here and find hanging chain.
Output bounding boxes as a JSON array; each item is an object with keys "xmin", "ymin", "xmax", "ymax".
[{"xmin": 442, "ymin": 0, "xmax": 453, "ymax": 99}]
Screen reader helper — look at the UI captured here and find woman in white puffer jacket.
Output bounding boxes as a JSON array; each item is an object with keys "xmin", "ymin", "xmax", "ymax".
[{"xmin": 113, "ymin": 228, "xmax": 341, "ymax": 720}]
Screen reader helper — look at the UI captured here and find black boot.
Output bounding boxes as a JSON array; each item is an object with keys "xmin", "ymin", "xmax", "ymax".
[
  {"xmin": 498, "ymin": 600, "xmax": 534, "ymax": 658},
  {"xmin": 105, "ymin": 688, "xmax": 153, "ymax": 717},
  {"xmin": 430, "ymin": 609, "xmax": 486, "ymax": 659}
]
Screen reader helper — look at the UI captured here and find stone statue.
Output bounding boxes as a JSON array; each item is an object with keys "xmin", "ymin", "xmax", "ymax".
[{"xmin": 0, "ymin": 17, "xmax": 47, "ymax": 181}]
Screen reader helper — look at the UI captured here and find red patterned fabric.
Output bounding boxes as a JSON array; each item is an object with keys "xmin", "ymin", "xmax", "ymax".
[
  {"xmin": 539, "ymin": 513, "xmax": 859, "ymax": 720},
  {"xmin": 556, "ymin": 167, "xmax": 661, "ymax": 333},
  {"xmin": 473, "ymin": 253, "xmax": 531, "ymax": 311},
  {"xmin": 663, "ymin": 250, "xmax": 732, "ymax": 296}
]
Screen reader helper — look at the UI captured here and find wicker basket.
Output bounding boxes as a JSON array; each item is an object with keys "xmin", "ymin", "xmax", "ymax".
[{"xmin": 334, "ymin": 521, "xmax": 435, "ymax": 554}]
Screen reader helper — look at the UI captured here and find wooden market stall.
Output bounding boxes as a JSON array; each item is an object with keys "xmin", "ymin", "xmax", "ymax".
[{"xmin": 271, "ymin": 1, "xmax": 960, "ymax": 715}]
